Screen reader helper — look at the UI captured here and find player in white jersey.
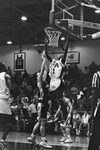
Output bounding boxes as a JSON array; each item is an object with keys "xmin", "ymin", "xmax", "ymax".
[
  {"xmin": 0, "ymin": 63, "xmax": 13, "ymax": 150},
  {"xmin": 45, "ymin": 37, "xmax": 69, "ymax": 114}
]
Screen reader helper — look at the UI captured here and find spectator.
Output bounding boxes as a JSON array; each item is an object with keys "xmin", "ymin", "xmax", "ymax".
[
  {"xmin": 23, "ymin": 70, "xmax": 29, "ymax": 79},
  {"xmin": 26, "ymin": 80, "xmax": 33, "ymax": 99},
  {"xmin": 28, "ymin": 96, "xmax": 37, "ymax": 129},
  {"xmin": 78, "ymin": 110, "xmax": 90, "ymax": 136},
  {"xmin": 83, "ymin": 66, "xmax": 89, "ymax": 75},
  {"xmin": 73, "ymin": 109, "xmax": 81, "ymax": 135},
  {"xmin": 70, "ymin": 86, "xmax": 78, "ymax": 109},
  {"xmin": 89, "ymin": 61, "xmax": 97, "ymax": 76},
  {"xmin": 77, "ymin": 103, "xmax": 85, "ymax": 112}
]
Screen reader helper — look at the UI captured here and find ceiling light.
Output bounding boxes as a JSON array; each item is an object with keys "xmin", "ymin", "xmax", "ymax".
[
  {"xmin": 7, "ymin": 41, "xmax": 12, "ymax": 44},
  {"xmin": 21, "ymin": 16, "xmax": 27, "ymax": 21},
  {"xmin": 95, "ymin": 10, "xmax": 100, "ymax": 13}
]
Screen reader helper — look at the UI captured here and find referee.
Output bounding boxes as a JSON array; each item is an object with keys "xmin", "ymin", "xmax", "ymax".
[{"xmin": 88, "ymin": 66, "xmax": 100, "ymax": 150}]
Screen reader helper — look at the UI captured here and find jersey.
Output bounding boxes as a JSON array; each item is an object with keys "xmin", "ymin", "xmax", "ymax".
[
  {"xmin": 16, "ymin": 54, "xmax": 23, "ymax": 70},
  {"xmin": 0, "ymin": 72, "xmax": 11, "ymax": 114},
  {"xmin": 49, "ymin": 59, "xmax": 64, "ymax": 79},
  {"xmin": 49, "ymin": 59, "xmax": 64, "ymax": 91},
  {"xmin": 92, "ymin": 71, "xmax": 100, "ymax": 88}
]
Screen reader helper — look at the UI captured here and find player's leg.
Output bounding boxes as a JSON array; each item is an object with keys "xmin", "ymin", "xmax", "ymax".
[
  {"xmin": 39, "ymin": 123, "xmax": 52, "ymax": 149},
  {"xmin": 59, "ymin": 102, "xmax": 69, "ymax": 142},
  {"xmin": 0, "ymin": 114, "xmax": 12, "ymax": 150},
  {"xmin": 88, "ymin": 106, "xmax": 100, "ymax": 150},
  {"xmin": 61, "ymin": 105, "xmax": 73, "ymax": 143},
  {"xmin": 27, "ymin": 121, "xmax": 40, "ymax": 146},
  {"xmin": 60, "ymin": 122, "xmax": 67, "ymax": 142},
  {"xmin": 60, "ymin": 117, "xmax": 73, "ymax": 143},
  {"xmin": 64, "ymin": 126, "xmax": 73, "ymax": 143},
  {"xmin": 39, "ymin": 97, "xmax": 52, "ymax": 149},
  {"xmin": 49, "ymin": 91, "xmax": 56, "ymax": 115}
]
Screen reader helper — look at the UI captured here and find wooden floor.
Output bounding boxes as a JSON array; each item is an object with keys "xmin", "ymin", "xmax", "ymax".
[{"xmin": 0, "ymin": 131, "xmax": 90, "ymax": 150}]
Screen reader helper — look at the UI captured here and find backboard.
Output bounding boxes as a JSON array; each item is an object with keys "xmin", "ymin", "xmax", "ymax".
[
  {"xmin": 49, "ymin": 0, "xmax": 83, "ymax": 41},
  {"xmin": 49, "ymin": 0, "xmax": 100, "ymax": 40}
]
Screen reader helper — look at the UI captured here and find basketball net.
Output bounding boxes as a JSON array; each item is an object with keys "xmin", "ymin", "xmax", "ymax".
[{"xmin": 44, "ymin": 27, "xmax": 62, "ymax": 47}]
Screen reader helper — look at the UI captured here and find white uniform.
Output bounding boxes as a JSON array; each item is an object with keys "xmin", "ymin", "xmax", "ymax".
[
  {"xmin": 0, "ymin": 72, "xmax": 11, "ymax": 115},
  {"xmin": 49, "ymin": 59, "xmax": 64, "ymax": 91}
]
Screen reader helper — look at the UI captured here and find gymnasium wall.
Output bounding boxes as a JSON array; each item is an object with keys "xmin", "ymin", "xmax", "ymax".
[
  {"xmin": 0, "ymin": 39, "xmax": 100, "ymax": 74},
  {"xmin": 72, "ymin": 39, "xmax": 100, "ymax": 71}
]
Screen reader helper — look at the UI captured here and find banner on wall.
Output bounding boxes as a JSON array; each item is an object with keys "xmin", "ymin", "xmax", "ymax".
[
  {"xmin": 14, "ymin": 52, "xmax": 26, "ymax": 71},
  {"xmin": 66, "ymin": 51, "xmax": 80, "ymax": 64}
]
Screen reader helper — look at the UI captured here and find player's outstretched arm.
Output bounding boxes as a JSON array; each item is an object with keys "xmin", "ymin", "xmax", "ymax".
[
  {"xmin": 62, "ymin": 37, "xmax": 69, "ymax": 64},
  {"xmin": 38, "ymin": 58, "xmax": 47, "ymax": 83},
  {"xmin": 45, "ymin": 42, "xmax": 52, "ymax": 62}
]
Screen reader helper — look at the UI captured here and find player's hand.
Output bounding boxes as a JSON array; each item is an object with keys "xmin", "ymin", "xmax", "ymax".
[{"xmin": 44, "ymin": 36, "xmax": 49, "ymax": 44}]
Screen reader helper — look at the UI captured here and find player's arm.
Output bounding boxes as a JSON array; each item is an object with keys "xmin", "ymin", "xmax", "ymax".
[
  {"xmin": 54, "ymin": 105, "xmax": 61, "ymax": 118},
  {"xmin": 90, "ymin": 73, "xmax": 98, "ymax": 118},
  {"xmin": 5, "ymin": 74, "xmax": 13, "ymax": 90},
  {"xmin": 37, "ymin": 59, "xmax": 47, "ymax": 93},
  {"xmin": 61, "ymin": 37, "xmax": 69, "ymax": 64},
  {"xmin": 45, "ymin": 43, "xmax": 52, "ymax": 62},
  {"xmin": 38, "ymin": 58, "xmax": 47, "ymax": 83}
]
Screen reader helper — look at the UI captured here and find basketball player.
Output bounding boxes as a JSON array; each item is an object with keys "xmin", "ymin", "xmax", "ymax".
[
  {"xmin": 45, "ymin": 37, "xmax": 69, "ymax": 114},
  {"xmin": 55, "ymin": 91, "xmax": 73, "ymax": 143},
  {"xmin": 0, "ymin": 63, "xmax": 13, "ymax": 150},
  {"xmin": 88, "ymin": 66, "xmax": 100, "ymax": 150},
  {"xmin": 27, "ymin": 51, "xmax": 52, "ymax": 148}
]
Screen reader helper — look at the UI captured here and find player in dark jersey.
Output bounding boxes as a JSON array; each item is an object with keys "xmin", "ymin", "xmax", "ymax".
[
  {"xmin": 55, "ymin": 91, "xmax": 73, "ymax": 143},
  {"xmin": 27, "ymin": 51, "xmax": 52, "ymax": 149},
  {"xmin": 88, "ymin": 68, "xmax": 100, "ymax": 150}
]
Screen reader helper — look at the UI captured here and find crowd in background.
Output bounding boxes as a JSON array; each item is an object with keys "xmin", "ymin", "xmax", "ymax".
[{"xmin": 5, "ymin": 60, "xmax": 99, "ymax": 135}]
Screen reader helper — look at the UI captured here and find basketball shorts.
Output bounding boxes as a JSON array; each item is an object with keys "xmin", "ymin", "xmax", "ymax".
[{"xmin": 0, "ymin": 114, "xmax": 12, "ymax": 126}]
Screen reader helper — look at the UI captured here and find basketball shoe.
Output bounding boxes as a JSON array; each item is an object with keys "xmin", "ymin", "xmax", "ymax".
[
  {"xmin": 39, "ymin": 138, "xmax": 52, "ymax": 149},
  {"xmin": 0, "ymin": 141, "xmax": 7, "ymax": 150},
  {"xmin": 27, "ymin": 136, "xmax": 38, "ymax": 147}
]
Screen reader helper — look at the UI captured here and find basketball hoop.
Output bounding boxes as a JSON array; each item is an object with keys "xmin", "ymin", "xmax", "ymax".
[{"xmin": 44, "ymin": 27, "xmax": 62, "ymax": 47}]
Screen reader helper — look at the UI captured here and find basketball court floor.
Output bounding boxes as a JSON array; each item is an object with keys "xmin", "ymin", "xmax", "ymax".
[{"xmin": 0, "ymin": 131, "xmax": 89, "ymax": 150}]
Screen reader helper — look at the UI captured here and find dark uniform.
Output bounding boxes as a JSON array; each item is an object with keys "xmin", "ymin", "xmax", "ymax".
[
  {"xmin": 88, "ymin": 71, "xmax": 100, "ymax": 150},
  {"xmin": 39, "ymin": 81, "xmax": 49, "ymax": 120}
]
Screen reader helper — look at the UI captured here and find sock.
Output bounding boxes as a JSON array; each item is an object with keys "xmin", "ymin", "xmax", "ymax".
[
  {"xmin": 41, "ymin": 137, "xmax": 46, "ymax": 142},
  {"xmin": 67, "ymin": 135, "xmax": 71, "ymax": 138},
  {"xmin": 1, "ymin": 139, "xmax": 4, "ymax": 143},
  {"xmin": 31, "ymin": 134, "xmax": 35, "ymax": 139},
  {"xmin": 63, "ymin": 134, "xmax": 66, "ymax": 137}
]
